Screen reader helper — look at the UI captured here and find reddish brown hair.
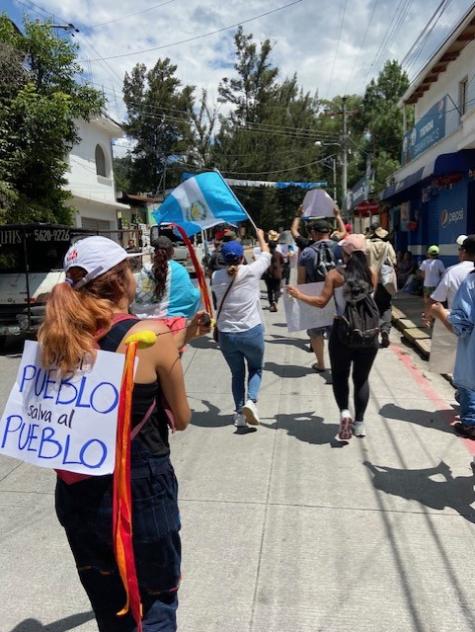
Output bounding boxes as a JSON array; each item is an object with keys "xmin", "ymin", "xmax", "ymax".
[{"xmin": 38, "ymin": 260, "xmax": 130, "ymax": 374}]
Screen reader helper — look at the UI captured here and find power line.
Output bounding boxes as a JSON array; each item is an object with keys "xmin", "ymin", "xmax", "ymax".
[
  {"xmin": 80, "ymin": 0, "xmax": 306, "ymax": 62},
  {"xmin": 324, "ymin": 0, "xmax": 348, "ymax": 98},
  {"xmin": 89, "ymin": 0, "xmax": 177, "ymax": 29},
  {"xmin": 342, "ymin": 0, "xmax": 378, "ymax": 95}
]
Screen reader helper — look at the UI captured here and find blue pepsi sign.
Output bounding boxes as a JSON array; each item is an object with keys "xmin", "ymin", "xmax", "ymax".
[{"xmin": 402, "ymin": 96, "xmax": 446, "ymax": 164}]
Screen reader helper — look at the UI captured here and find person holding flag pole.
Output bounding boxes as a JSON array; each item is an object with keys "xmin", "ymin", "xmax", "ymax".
[{"xmin": 38, "ymin": 236, "xmax": 210, "ymax": 631}]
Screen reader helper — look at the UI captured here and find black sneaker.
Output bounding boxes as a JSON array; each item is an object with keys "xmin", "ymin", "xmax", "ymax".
[{"xmin": 380, "ymin": 332, "xmax": 390, "ymax": 348}]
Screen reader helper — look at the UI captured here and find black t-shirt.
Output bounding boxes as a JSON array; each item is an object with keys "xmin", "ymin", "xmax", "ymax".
[{"xmin": 295, "ymin": 235, "xmax": 314, "ymax": 250}]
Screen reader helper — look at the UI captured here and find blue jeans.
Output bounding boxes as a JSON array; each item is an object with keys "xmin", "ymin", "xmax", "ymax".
[
  {"xmin": 457, "ymin": 386, "xmax": 475, "ymax": 427},
  {"xmin": 56, "ymin": 448, "xmax": 181, "ymax": 631},
  {"xmin": 219, "ymin": 324, "xmax": 265, "ymax": 412}
]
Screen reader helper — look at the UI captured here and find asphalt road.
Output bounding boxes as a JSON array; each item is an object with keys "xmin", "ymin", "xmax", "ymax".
[{"xmin": 1, "ymin": 301, "xmax": 474, "ymax": 632}]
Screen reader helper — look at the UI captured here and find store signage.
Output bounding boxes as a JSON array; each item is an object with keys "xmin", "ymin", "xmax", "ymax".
[{"xmin": 402, "ymin": 96, "xmax": 446, "ymax": 164}]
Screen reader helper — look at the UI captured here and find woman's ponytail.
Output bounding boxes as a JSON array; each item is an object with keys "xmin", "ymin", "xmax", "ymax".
[
  {"xmin": 38, "ymin": 260, "xmax": 129, "ymax": 375},
  {"xmin": 152, "ymin": 248, "xmax": 169, "ymax": 301}
]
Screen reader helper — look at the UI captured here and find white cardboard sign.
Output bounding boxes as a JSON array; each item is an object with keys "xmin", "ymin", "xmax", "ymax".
[
  {"xmin": 302, "ymin": 189, "xmax": 335, "ymax": 218},
  {"xmin": 0, "ymin": 341, "xmax": 125, "ymax": 475},
  {"xmin": 428, "ymin": 318, "xmax": 456, "ymax": 375},
  {"xmin": 284, "ymin": 282, "xmax": 336, "ymax": 332}
]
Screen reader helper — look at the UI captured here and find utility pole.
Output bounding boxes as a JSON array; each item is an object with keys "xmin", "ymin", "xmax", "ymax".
[
  {"xmin": 331, "ymin": 157, "xmax": 337, "ymax": 201},
  {"xmin": 341, "ymin": 96, "xmax": 348, "ymax": 214}
]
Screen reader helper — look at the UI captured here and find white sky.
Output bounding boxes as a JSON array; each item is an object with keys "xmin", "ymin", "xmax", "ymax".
[{"xmin": 13, "ymin": 0, "xmax": 474, "ymax": 145}]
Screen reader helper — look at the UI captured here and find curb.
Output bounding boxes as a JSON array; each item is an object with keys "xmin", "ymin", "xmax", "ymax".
[{"xmin": 392, "ymin": 307, "xmax": 431, "ymax": 359}]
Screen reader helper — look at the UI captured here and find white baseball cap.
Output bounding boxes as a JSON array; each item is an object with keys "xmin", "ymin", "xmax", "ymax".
[
  {"xmin": 456, "ymin": 234, "xmax": 468, "ymax": 247},
  {"xmin": 64, "ymin": 236, "xmax": 142, "ymax": 289}
]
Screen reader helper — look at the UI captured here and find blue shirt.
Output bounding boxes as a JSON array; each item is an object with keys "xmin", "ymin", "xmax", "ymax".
[
  {"xmin": 133, "ymin": 260, "xmax": 201, "ymax": 319},
  {"xmin": 448, "ymin": 271, "xmax": 475, "ymax": 389}
]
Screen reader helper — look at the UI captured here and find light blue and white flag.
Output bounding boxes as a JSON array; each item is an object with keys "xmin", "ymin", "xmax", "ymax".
[{"xmin": 153, "ymin": 171, "xmax": 249, "ymax": 236}]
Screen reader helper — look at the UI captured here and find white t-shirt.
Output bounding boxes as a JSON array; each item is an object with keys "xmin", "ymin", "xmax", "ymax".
[
  {"xmin": 430, "ymin": 260, "xmax": 474, "ymax": 308},
  {"xmin": 212, "ymin": 252, "xmax": 272, "ymax": 333},
  {"xmin": 419, "ymin": 258, "xmax": 445, "ymax": 287}
]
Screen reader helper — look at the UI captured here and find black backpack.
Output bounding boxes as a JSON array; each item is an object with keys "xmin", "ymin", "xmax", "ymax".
[
  {"xmin": 309, "ymin": 241, "xmax": 337, "ymax": 282},
  {"xmin": 335, "ymin": 278, "xmax": 380, "ymax": 349}
]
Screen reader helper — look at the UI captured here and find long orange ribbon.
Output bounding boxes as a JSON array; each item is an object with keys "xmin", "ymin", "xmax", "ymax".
[{"xmin": 113, "ymin": 340, "xmax": 143, "ymax": 631}]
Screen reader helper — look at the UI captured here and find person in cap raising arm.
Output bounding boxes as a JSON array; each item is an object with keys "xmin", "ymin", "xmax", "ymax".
[
  {"xmin": 212, "ymin": 229, "xmax": 270, "ymax": 429},
  {"xmin": 38, "ymin": 236, "xmax": 210, "ymax": 631},
  {"xmin": 288, "ymin": 235, "xmax": 379, "ymax": 443}
]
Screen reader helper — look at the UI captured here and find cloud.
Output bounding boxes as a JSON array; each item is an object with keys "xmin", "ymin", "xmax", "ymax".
[{"xmin": 15, "ymin": 0, "xmax": 473, "ymax": 126}]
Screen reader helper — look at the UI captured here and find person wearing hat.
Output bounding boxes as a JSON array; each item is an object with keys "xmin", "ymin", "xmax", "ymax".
[
  {"xmin": 419, "ymin": 245, "xmax": 445, "ymax": 308},
  {"xmin": 133, "ymin": 235, "xmax": 201, "ymax": 325},
  {"xmin": 289, "ymin": 234, "xmax": 379, "ymax": 442},
  {"xmin": 297, "ymin": 218, "xmax": 340, "ymax": 373},
  {"xmin": 366, "ymin": 224, "xmax": 397, "ymax": 348},
  {"xmin": 37, "ymin": 236, "xmax": 210, "ymax": 631},
  {"xmin": 268, "ymin": 229, "xmax": 280, "ymax": 242},
  {"xmin": 427, "ymin": 235, "xmax": 475, "ymax": 311},
  {"xmin": 212, "ymin": 229, "xmax": 270, "ymax": 428}
]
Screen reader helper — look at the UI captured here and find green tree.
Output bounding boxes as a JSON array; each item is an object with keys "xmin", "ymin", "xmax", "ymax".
[
  {"xmin": 214, "ymin": 28, "xmax": 325, "ymax": 229},
  {"xmin": 0, "ymin": 16, "xmax": 104, "ymax": 224},
  {"xmin": 122, "ymin": 58, "xmax": 194, "ymax": 194}
]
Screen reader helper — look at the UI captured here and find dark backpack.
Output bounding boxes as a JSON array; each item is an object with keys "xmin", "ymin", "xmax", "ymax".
[
  {"xmin": 309, "ymin": 241, "xmax": 337, "ymax": 282},
  {"xmin": 335, "ymin": 279, "xmax": 380, "ymax": 349}
]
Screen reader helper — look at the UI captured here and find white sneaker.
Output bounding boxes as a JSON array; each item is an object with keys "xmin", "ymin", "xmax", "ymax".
[
  {"xmin": 242, "ymin": 400, "xmax": 260, "ymax": 425},
  {"xmin": 233, "ymin": 413, "xmax": 247, "ymax": 428},
  {"xmin": 353, "ymin": 421, "xmax": 366, "ymax": 437}
]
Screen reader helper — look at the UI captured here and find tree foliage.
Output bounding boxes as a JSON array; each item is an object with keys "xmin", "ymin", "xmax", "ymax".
[
  {"xmin": 0, "ymin": 15, "xmax": 104, "ymax": 224},
  {"xmin": 122, "ymin": 58, "xmax": 194, "ymax": 193}
]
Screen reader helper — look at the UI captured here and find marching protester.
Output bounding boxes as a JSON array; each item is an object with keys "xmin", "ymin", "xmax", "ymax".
[
  {"xmin": 419, "ymin": 245, "xmax": 445, "ymax": 307},
  {"xmin": 427, "ymin": 235, "xmax": 474, "ymax": 310},
  {"xmin": 213, "ymin": 229, "xmax": 270, "ymax": 428},
  {"xmin": 429, "ymin": 266, "xmax": 475, "ymax": 472},
  {"xmin": 297, "ymin": 218, "xmax": 341, "ymax": 373},
  {"xmin": 38, "ymin": 236, "xmax": 210, "ymax": 631},
  {"xmin": 365, "ymin": 225, "xmax": 397, "ymax": 348},
  {"xmin": 264, "ymin": 239, "xmax": 285, "ymax": 312},
  {"xmin": 133, "ymin": 235, "xmax": 201, "ymax": 333},
  {"xmin": 288, "ymin": 234, "xmax": 379, "ymax": 442}
]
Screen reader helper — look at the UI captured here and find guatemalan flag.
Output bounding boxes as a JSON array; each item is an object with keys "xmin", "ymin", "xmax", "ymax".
[{"xmin": 152, "ymin": 171, "xmax": 249, "ymax": 236}]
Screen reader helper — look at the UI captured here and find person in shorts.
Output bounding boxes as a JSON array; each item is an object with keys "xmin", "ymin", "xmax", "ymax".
[{"xmin": 419, "ymin": 245, "xmax": 445, "ymax": 307}]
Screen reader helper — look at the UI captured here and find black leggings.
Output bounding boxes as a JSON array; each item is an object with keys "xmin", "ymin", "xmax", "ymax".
[
  {"xmin": 329, "ymin": 331, "xmax": 378, "ymax": 421},
  {"xmin": 265, "ymin": 277, "xmax": 281, "ymax": 305}
]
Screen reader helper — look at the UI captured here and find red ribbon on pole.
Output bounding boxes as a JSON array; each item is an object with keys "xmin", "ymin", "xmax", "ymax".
[{"xmin": 170, "ymin": 224, "xmax": 214, "ymax": 318}]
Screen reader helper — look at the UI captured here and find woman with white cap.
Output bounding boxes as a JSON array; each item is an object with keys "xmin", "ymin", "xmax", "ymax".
[
  {"xmin": 38, "ymin": 236, "xmax": 209, "ymax": 631},
  {"xmin": 212, "ymin": 229, "xmax": 270, "ymax": 428},
  {"xmin": 288, "ymin": 234, "xmax": 379, "ymax": 442}
]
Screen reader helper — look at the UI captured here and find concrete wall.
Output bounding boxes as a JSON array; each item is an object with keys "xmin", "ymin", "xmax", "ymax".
[{"xmin": 66, "ymin": 119, "xmax": 119, "ymax": 203}]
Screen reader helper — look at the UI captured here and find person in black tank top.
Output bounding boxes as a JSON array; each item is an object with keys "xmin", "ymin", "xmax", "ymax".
[{"xmin": 38, "ymin": 236, "xmax": 210, "ymax": 632}]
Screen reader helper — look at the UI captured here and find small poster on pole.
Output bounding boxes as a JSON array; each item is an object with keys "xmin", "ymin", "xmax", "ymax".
[
  {"xmin": 302, "ymin": 189, "xmax": 335, "ymax": 218},
  {"xmin": 0, "ymin": 341, "xmax": 125, "ymax": 476},
  {"xmin": 283, "ymin": 283, "xmax": 336, "ymax": 332}
]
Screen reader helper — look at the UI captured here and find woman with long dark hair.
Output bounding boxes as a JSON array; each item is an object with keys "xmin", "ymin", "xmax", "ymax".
[
  {"xmin": 38, "ymin": 236, "xmax": 209, "ymax": 631},
  {"xmin": 133, "ymin": 236, "xmax": 201, "ymax": 325},
  {"xmin": 288, "ymin": 234, "xmax": 378, "ymax": 442},
  {"xmin": 212, "ymin": 229, "xmax": 270, "ymax": 429}
]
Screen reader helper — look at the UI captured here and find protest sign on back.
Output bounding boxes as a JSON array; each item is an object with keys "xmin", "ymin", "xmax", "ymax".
[{"xmin": 0, "ymin": 341, "xmax": 125, "ymax": 476}]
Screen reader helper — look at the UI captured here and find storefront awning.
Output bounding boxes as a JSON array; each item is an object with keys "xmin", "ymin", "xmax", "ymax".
[{"xmin": 380, "ymin": 149, "xmax": 475, "ymax": 201}]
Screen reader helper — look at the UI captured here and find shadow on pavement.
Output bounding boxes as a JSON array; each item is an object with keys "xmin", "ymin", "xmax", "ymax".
[
  {"xmin": 9, "ymin": 611, "xmax": 94, "ymax": 632},
  {"xmin": 364, "ymin": 460, "xmax": 475, "ymax": 523},
  {"xmin": 191, "ymin": 400, "xmax": 232, "ymax": 428},
  {"xmin": 266, "ymin": 334, "xmax": 309, "ymax": 351},
  {"xmin": 379, "ymin": 403, "xmax": 455, "ymax": 435},
  {"xmin": 189, "ymin": 336, "xmax": 218, "ymax": 351},
  {"xmin": 261, "ymin": 412, "xmax": 341, "ymax": 446},
  {"xmin": 264, "ymin": 361, "xmax": 312, "ymax": 379}
]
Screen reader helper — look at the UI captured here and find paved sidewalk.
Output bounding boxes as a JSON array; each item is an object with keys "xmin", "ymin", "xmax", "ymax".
[{"xmin": 1, "ymin": 301, "xmax": 474, "ymax": 631}]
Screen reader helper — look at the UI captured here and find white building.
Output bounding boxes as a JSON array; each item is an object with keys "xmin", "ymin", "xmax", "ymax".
[
  {"xmin": 381, "ymin": 5, "xmax": 475, "ymax": 264},
  {"xmin": 65, "ymin": 117, "xmax": 130, "ymax": 232}
]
